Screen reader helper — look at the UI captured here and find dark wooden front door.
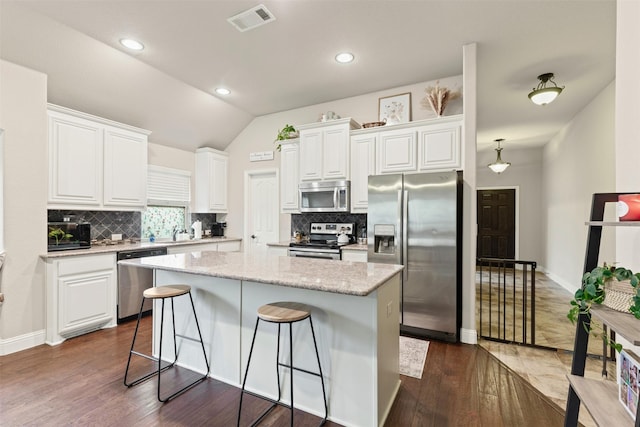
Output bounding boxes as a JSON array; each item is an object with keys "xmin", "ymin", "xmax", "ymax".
[{"xmin": 477, "ymin": 189, "xmax": 516, "ymax": 259}]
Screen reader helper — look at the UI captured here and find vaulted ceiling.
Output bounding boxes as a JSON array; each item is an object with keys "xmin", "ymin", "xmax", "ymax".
[{"xmin": 0, "ymin": 0, "xmax": 616, "ymax": 153}]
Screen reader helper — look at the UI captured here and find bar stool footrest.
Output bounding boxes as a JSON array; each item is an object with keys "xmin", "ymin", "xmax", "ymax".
[{"xmin": 277, "ymin": 362, "xmax": 323, "ymax": 378}]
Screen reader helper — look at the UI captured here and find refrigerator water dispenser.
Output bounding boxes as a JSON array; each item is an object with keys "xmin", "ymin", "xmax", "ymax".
[{"xmin": 373, "ymin": 224, "xmax": 396, "ymax": 254}]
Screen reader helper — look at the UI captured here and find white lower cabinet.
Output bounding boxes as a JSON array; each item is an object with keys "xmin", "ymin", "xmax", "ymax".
[
  {"xmin": 167, "ymin": 242, "xmax": 219, "ymax": 255},
  {"xmin": 166, "ymin": 240, "xmax": 241, "ymax": 255},
  {"xmin": 217, "ymin": 240, "xmax": 241, "ymax": 252},
  {"xmin": 341, "ymin": 250, "xmax": 367, "ymax": 262},
  {"xmin": 268, "ymin": 245, "xmax": 289, "ymax": 257},
  {"xmin": 45, "ymin": 253, "xmax": 117, "ymax": 345}
]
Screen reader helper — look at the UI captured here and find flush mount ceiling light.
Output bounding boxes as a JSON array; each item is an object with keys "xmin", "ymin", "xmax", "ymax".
[
  {"xmin": 335, "ymin": 52, "xmax": 354, "ymax": 64},
  {"xmin": 488, "ymin": 138, "xmax": 511, "ymax": 174},
  {"xmin": 528, "ymin": 72, "xmax": 564, "ymax": 105},
  {"xmin": 119, "ymin": 38, "xmax": 144, "ymax": 51},
  {"xmin": 215, "ymin": 88, "xmax": 231, "ymax": 95}
]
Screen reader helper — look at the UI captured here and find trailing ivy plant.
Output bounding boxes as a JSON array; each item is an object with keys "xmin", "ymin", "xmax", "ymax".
[
  {"xmin": 273, "ymin": 124, "xmax": 297, "ymax": 151},
  {"xmin": 568, "ymin": 264, "xmax": 640, "ymax": 351}
]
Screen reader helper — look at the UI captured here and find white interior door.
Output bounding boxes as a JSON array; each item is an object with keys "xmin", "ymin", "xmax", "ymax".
[{"xmin": 245, "ymin": 169, "xmax": 279, "ymax": 254}]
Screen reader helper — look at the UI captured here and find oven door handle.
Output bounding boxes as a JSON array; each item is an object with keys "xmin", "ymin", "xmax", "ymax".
[{"xmin": 289, "ymin": 250, "xmax": 341, "ymax": 260}]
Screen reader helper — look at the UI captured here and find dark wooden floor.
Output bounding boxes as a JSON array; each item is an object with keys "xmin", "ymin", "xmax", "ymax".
[{"xmin": 0, "ymin": 317, "xmax": 567, "ymax": 426}]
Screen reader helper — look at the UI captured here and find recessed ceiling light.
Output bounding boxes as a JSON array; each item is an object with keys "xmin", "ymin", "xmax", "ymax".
[
  {"xmin": 335, "ymin": 52, "xmax": 354, "ymax": 64},
  {"xmin": 120, "ymin": 38, "xmax": 144, "ymax": 51},
  {"xmin": 215, "ymin": 88, "xmax": 231, "ymax": 95}
]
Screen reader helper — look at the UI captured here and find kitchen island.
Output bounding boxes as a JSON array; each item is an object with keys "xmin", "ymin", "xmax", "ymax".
[{"xmin": 119, "ymin": 251, "xmax": 403, "ymax": 427}]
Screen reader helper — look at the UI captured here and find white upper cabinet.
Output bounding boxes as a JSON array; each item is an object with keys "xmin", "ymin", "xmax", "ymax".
[
  {"xmin": 371, "ymin": 115, "xmax": 463, "ymax": 175},
  {"xmin": 417, "ymin": 119, "xmax": 462, "ymax": 171},
  {"xmin": 298, "ymin": 118, "xmax": 360, "ymax": 181},
  {"xmin": 350, "ymin": 133, "xmax": 376, "ymax": 212},
  {"xmin": 376, "ymin": 127, "xmax": 418, "ymax": 174},
  {"xmin": 47, "ymin": 104, "xmax": 150, "ymax": 210},
  {"xmin": 103, "ymin": 126, "xmax": 148, "ymax": 207},
  {"xmin": 48, "ymin": 111, "xmax": 103, "ymax": 206},
  {"xmin": 280, "ymin": 139, "xmax": 300, "ymax": 212},
  {"xmin": 299, "ymin": 129, "xmax": 323, "ymax": 180},
  {"xmin": 195, "ymin": 147, "xmax": 228, "ymax": 213}
]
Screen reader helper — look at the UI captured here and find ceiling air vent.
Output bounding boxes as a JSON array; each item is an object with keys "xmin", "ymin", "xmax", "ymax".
[{"xmin": 227, "ymin": 4, "xmax": 276, "ymax": 32}]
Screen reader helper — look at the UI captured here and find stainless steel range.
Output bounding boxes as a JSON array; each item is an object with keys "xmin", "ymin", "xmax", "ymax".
[{"xmin": 288, "ymin": 222, "xmax": 355, "ymax": 260}]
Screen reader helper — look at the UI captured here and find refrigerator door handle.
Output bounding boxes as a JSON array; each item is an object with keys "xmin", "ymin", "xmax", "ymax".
[
  {"xmin": 402, "ymin": 189, "xmax": 408, "ymax": 283},
  {"xmin": 397, "ymin": 189, "xmax": 403, "ymax": 265}
]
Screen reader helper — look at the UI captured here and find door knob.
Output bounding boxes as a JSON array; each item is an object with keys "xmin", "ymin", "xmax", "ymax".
[{"xmin": 251, "ymin": 235, "xmax": 256, "ymax": 239}]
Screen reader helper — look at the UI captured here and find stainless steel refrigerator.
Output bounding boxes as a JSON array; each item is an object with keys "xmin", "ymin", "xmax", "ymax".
[{"xmin": 367, "ymin": 171, "xmax": 462, "ymax": 342}]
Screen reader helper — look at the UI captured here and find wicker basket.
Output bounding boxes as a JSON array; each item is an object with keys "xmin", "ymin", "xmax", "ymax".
[{"xmin": 604, "ymin": 279, "xmax": 636, "ymax": 313}]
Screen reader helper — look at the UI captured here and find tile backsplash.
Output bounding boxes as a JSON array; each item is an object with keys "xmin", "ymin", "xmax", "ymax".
[
  {"xmin": 48, "ymin": 209, "xmax": 217, "ymax": 240},
  {"xmin": 291, "ymin": 213, "xmax": 367, "ymax": 237},
  {"xmin": 48, "ymin": 210, "xmax": 141, "ymax": 240}
]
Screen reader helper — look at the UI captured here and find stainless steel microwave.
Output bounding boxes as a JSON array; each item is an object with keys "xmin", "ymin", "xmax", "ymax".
[{"xmin": 299, "ymin": 180, "xmax": 350, "ymax": 213}]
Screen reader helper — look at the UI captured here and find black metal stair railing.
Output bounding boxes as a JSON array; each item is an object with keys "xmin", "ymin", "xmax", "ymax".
[{"xmin": 476, "ymin": 258, "xmax": 538, "ymax": 346}]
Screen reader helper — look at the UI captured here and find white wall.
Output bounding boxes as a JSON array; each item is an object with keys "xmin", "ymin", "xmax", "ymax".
[
  {"xmin": 615, "ymin": 0, "xmax": 640, "ymax": 271},
  {"xmin": 224, "ymin": 75, "xmax": 463, "ymax": 242},
  {"xmin": 613, "ymin": 0, "xmax": 640, "ymax": 355},
  {"xmin": 477, "ymin": 146, "xmax": 544, "ymax": 264},
  {"xmin": 0, "ymin": 60, "xmax": 48, "ymax": 352},
  {"xmin": 542, "ymin": 81, "xmax": 616, "ymax": 293}
]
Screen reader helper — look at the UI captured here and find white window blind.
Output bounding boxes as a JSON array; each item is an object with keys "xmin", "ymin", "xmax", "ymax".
[{"xmin": 147, "ymin": 165, "xmax": 191, "ymax": 203}]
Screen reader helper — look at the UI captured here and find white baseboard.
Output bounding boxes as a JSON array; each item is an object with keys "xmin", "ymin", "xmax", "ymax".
[
  {"xmin": 0, "ymin": 329, "xmax": 46, "ymax": 355},
  {"xmin": 460, "ymin": 328, "xmax": 477, "ymax": 344},
  {"xmin": 544, "ymin": 270, "xmax": 578, "ymax": 294}
]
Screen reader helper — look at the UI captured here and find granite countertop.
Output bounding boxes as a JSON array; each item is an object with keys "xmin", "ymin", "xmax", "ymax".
[
  {"xmin": 119, "ymin": 251, "xmax": 403, "ymax": 297},
  {"xmin": 41, "ymin": 237, "xmax": 242, "ymax": 259}
]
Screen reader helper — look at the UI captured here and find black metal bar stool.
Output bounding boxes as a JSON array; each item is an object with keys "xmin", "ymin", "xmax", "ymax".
[
  {"xmin": 237, "ymin": 301, "xmax": 328, "ymax": 427},
  {"xmin": 124, "ymin": 284, "xmax": 210, "ymax": 402}
]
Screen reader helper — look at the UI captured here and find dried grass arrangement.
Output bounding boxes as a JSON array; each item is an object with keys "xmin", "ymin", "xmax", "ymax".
[{"xmin": 421, "ymin": 81, "xmax": 461, "ymax": 117}]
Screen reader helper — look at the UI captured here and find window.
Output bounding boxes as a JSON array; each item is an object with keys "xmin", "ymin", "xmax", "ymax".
[
  {"xmin": 142, "ymin": 205, "xmax": 186, "ymax": 239},
  {"xmin": 142, "ymin": 165, "xmax": 191, "ymax": 239}
]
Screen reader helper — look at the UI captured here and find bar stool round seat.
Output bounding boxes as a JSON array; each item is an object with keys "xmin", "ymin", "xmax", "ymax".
[
  {"xmin": 143, "ymin": 284, "xmax": 191, "ymax": 299},
  {"xmin": 257, "ymin": 302, "xmax": 311, "ymax": 323},
  {"xmin": 237, "ymin": 301, "xmax": 328, "ymax": 427},
  {"xmin": 124, "ymin": 284, "xmax": 210, "ymax": 403}
]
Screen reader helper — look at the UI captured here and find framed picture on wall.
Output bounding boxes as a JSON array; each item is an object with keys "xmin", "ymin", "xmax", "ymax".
[{"xmin": 378, "ymin": 92, "xmax": 412, "ymax": 125}]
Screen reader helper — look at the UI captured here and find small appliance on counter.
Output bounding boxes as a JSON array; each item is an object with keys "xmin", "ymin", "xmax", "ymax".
[
  {"xmin": 211, "ymin": 222, "xmax": 226, "ymax": 237},
  {"xmin": 191, "ymin": 220, "xmax": 202, "ymax": 239},
  {"xmin": 47, "ymin": 221, "xmax": 91, "ymax": 252}
]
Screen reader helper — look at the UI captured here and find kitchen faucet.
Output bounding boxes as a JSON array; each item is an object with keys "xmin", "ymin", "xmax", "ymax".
[{"xmin": 172, "ymin": 226, "xmax": 178, "ymax": 241}]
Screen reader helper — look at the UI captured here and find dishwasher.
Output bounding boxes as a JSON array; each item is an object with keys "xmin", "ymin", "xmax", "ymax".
[{"xmin": 117, "ymin": 247, "xmax": 168, "ymax": 323}]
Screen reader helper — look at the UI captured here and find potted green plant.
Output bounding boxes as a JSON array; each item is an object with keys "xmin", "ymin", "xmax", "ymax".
[
  {"xmin": 274, "ymin": 124, "xmax": 298, "ymax": 151},
  {"xmin": 568, "ymin": 263, "xmax": 640, "ymax": 350}
]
